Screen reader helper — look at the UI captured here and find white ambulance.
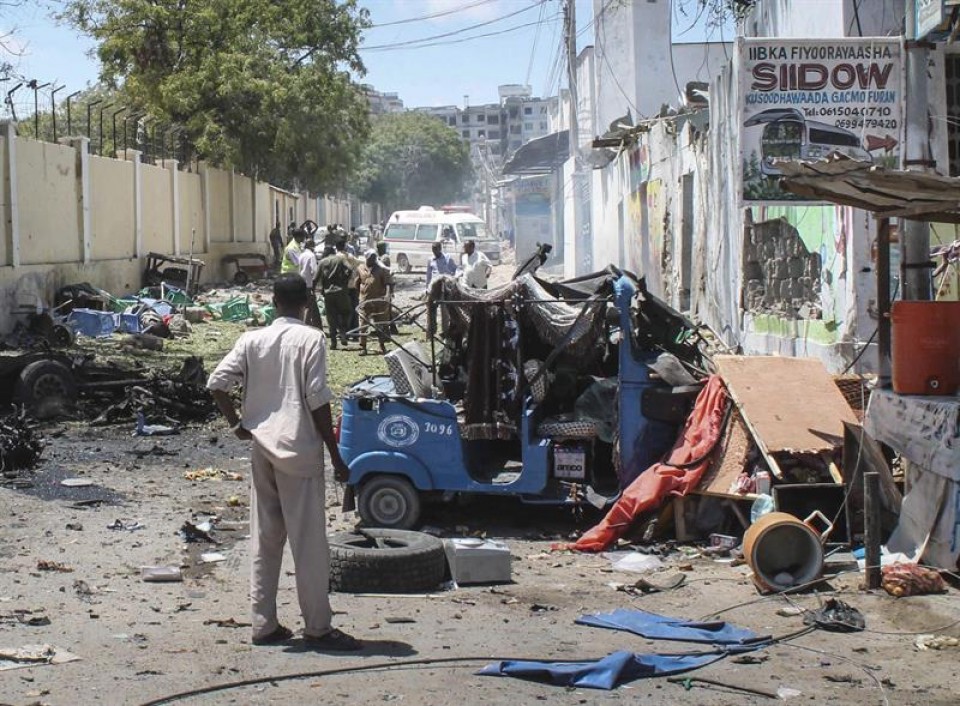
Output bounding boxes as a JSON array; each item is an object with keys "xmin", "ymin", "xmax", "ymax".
[{"xmin": 382, "ymin": 206, "xmax": 501, "ymax": 273}]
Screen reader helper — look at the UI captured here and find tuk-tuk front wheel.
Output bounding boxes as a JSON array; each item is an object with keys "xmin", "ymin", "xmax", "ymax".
[{"xmin": 358, "ymin": 475, "xmax": 421, "ymax": 530}]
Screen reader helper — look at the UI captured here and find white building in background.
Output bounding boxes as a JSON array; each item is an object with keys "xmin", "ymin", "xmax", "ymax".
[{"xmin": 362, "ymin": 85, "xmax": 405, "ymax": 115}]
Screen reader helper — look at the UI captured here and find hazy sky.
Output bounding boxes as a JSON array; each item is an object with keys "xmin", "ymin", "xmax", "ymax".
[{"xmin": 1, "ymin": 0, "xmax": 729, "ymax": 112}]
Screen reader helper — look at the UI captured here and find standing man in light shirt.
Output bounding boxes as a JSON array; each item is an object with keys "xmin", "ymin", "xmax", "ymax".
[
  {"xmin": 458, "ymin": 239, "xmax": 492, "ymax": 289},
  {"xmin": 207, "ymin": 274, "xmax": 361, "ymax": 652},
  {"xmin": 298, "ymin": 239, "xmax": 323, "ymax": 330},
  {"xmin": 425, "ymin": 240, "xmax": 458, "ymax": 292}
]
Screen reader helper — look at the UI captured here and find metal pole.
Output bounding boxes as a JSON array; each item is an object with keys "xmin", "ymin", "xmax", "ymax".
[
  {"xmin": 111, "ymin": 107, "xmax": 125, "ymax": 157},
  {"xmin": 6, "ymin": 83, "xmax": 23, "ymax": 123},
  {"xmin": 565, "ymin": 0, "xmax": 583, "ymax": 274},
  {"xmin": 98, "ymin": 102, "xmax": 113, "ymax": 156},
  {"xmin": 30, "ymin": 82, "xmax": 50, "ymax": 138},
  {"xmin": 877, "ymin": 218, "xmax": 892, "ymax": 384},
  {"xmin": 51, "ymin": 85, "xmax": 64, "ymax": 142},
  {"xmin": 87, "ymin": 99, "xmax": 102, "ymax": 141},
  {"xmin": 864, "ymin": 471, "xmax": 882, "ymax": 590},
  {"xmin": 902, "ymin": 1, "xmax": 934, "ymax": 300},
  {"xmin": 65, "ymin": 91, "xmax": 81, "ymax": 135}
]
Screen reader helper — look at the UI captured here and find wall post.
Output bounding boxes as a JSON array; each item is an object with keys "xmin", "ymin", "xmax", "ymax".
[
  {"xmin": 76, "ymin": 136, "xmax": 93, "ymax": 264},
  {"xmin": 229, "ymin": 169, "xmax": 237, "ymax": 243},
  {"xmin": 131, "ymin": 149, "xmax": 143, "ymax": 258},
  {"xmin": 167, "ymin": 160, "xmax": 181, "ymax": 255},
  {"xmin": 5, "ymin": 121, "xmax": 21, "ymax": 267},
  {"xmin": 199, "ymin": 161, "xmax": 212, "ymax": 253}
]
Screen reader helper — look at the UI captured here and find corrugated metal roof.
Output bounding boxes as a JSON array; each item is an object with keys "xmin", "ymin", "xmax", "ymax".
[{"xmin": 778, "ymin": 158, "xmax": 960, "ymax": 223}]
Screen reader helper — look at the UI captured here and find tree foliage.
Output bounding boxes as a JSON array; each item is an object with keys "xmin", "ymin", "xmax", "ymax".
[
  {"xmin": 60, "ymin": 0, "xmax": 372, "ymax": 191},
  {"xmin": 352, "ymin": 112, "xmax": 473, "ymax": 212}
]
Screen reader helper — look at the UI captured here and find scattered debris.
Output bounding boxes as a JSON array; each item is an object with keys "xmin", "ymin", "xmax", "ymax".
[
  {"xmin": 36, "ymin": 560, "xmax": 73, "ymax": 573},
  {"xmin": 203, "ymin": 618, "xmax": 251, "ymax": 629},
  {"xmin": 127, "ymin": 443, "xmax": 178, "ymax": 459},
  {"xmin": 612, "ymin": 573, "xmax": 687, "ymax": 596},
  {"xmin": 65, "ymin": 522, "xmax": 83, "ymax": 531},
  {"xmin": 881, "ymin": 563, "xmax": 946, "ymax": 597},
  {"xmin": 179, "ymin": 521, "xmax": 218, "ymax": 544},
  {"xmin": 200, "ymin": 552, "xmax": 226, "ymax": 563},
  {"xmin": 135, "ymin": 411, "xmax": 179, "ymax": 436},
  {"xmin": 732, "ymin": 653, "xmax": 769, "ymax": 665},
  {"xmin": 141, "ymin": 567, "xmax": 182, "ymax": 583},
  {"xmin": 0, "ymin": 644, "xmax": 81, "ymax": 671},
  {"xmin": 184, "ymin": 467, "xmax": 243, "ymax": 482},
  {"xmin": 802, "ymin": 599, "xmax": 865, "ymax": 633},
  {"xmin": 0, "ymin": 410, "xmax": 43, "ymax": 479},
  {"xmin": 107, "ymin": 519, "xmax": 144, "ymax": 532},
  {"xmin": 0, "ymin": 610, "xmax": 50, "ymax": 627},
  {"xmin": 529, "ymin": 604, "xmax": 558, "ymax": 613},
  {"xmin": 604, "ymin": 552, "xmax": 664, "ymax": 574},
  {"xmin": 384, "ymin": 617, "xmax": 417, "ymax": 624},
  {"xmin": 668, "ymin": 675, "xmax": 778, "ymax": 699},
  {"xmin": 60, "ymin": 478, "xmax": 93, "ymax": 488},
  {"xmin": 915, "ymin": 634, "xmax": 960, "ymax": 650}
]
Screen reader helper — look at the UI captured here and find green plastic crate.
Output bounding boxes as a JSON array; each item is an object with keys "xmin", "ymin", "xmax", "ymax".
[{"xmin": 220, "ymin": 296, "xmax": 250, "ymax": 322}]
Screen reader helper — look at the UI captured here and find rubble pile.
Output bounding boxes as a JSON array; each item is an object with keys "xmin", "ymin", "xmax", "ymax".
[{"xmin": 0, "ymin": 409, "xmax": 43, "ymax": 478}]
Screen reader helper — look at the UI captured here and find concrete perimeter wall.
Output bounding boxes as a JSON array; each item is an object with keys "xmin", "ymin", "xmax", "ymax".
[{"xmin": 0, "ymin": 121, "xmax": 379, "ymax": 333}]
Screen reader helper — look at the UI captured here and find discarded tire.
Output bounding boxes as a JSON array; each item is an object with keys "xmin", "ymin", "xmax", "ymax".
[{"xmin": 329, "ymin": 529, "xmax": 445, "ymax": 594}]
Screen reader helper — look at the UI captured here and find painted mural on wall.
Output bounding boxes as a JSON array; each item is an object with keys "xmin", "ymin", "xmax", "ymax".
[{"xmin": 740, "ymin": 37, "xmax": 904, "ymax": 201}]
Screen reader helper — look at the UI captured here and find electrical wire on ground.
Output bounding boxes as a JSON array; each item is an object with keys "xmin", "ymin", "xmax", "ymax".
[{"xmin": 138, "ymin": 626, "xmax": 821, "ymax": 705}]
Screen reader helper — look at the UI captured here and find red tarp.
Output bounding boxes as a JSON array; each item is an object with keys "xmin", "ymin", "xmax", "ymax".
[{"xmin": 568, "ymin": 375, "xmax": 729, "ymax": 552}]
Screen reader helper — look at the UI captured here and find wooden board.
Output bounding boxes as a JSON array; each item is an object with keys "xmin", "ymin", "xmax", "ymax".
[
  {"xmin": 695, "ymin": 407, "xmax": 754, "ymax": 498},
  {"xmin": 715, "ymin": 356, "xmax": 859, "ymax": 455}
]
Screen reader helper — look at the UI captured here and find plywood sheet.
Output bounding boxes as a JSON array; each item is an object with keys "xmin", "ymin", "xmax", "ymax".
[{"xmin": 715, "ymin": 356, "xmax": 858, "ymax": 454}]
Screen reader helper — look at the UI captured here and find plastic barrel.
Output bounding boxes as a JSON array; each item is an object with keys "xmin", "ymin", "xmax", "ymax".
[{"xmin": 891, "ymin": 301, "xmax": 960, "ymax": 395}]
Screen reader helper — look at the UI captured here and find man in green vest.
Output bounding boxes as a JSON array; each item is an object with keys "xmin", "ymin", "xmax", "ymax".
[{"xmin": 281, "ymin": 228, "xmax": 306, "ymax": 275}]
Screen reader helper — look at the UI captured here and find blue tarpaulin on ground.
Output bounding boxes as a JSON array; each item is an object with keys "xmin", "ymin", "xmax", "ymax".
[
  {"xmin": 576, "ymin": 608, "xmax": 768, "ymax": 645},
  {"xmin": 478, "ymin": 609, "xmax": 770, "ymax": 690},
  {"xmin": 478, "ymin": 649, "xmax": 726, "ymax": 690}
]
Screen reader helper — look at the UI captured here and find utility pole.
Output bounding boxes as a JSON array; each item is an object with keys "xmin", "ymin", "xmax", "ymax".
[
  {"xmin": 902, "ymin": 1, "xmax": 934, "ymax": 300},
  {"xmin": 564, "ymin": 0, "xmax": 583, "ymax": 275}
]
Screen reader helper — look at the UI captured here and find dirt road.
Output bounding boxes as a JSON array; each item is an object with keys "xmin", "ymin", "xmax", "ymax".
[{"xmin": 1, "ymin": 256, "xmax": 958, "ymax": 705}]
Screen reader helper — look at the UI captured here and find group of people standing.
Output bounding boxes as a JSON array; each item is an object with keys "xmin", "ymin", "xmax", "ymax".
[
  {"xmin": 273, "ymin": 222, "xmax": 392, "ymax": 356},
  {"xmin": 425, "ymin": 237, "xmax": 493, "ymax": 291}
]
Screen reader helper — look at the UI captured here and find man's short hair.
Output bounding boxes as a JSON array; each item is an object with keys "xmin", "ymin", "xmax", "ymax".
[
  {"xmin": 335, "ymin": 239, "xmax": 346, "ymax": 251},
  {"xmin": 273, "ymin": 274, "xmax": 309, "ymax": 308},
  {"xmin": 464, "ymin": 239, "xmax": 476, "ymax": 248},
  {"xmin": 292, "ymin": 228, "xmax": 307, "ymax": 242}
]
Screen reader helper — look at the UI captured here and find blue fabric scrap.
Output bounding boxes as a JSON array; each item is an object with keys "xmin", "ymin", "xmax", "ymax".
[
  {"xmin": 576, "ymin": 608, "xmax": 768, "ymax": 645},
  {"xmin": 477, "ymin": 649, "xmax": 727, "ymax": 690}
]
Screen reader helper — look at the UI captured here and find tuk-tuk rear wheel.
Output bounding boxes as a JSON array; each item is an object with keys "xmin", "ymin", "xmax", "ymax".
[{"xmin": 358, "ymin": 475, "xmax": 421, "ymax": 530}]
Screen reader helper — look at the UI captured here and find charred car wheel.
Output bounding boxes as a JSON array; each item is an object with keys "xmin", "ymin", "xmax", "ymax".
[
  {"xmin": 14, "ymin": 360, "xmax": 78, "ymax": 416},
  {"xmin": 358, "ymin": 474, "xmax": 421, "ymax": 529},
  {"xmin": 329, "ymin": 529, "xmax": 445, "ymax": 593}
]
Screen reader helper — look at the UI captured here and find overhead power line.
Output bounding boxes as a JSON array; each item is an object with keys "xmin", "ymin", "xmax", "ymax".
[
  {"xmin": 369, "ymin": 0, "xmax": 500, "ymax": 28},
  {"xmin": 362, "ymin": 15, "xmax": 560, "ymax": 53},
  {"xmin": 361, "ymin": 1, "xmax": 547, "ymax": 51}
]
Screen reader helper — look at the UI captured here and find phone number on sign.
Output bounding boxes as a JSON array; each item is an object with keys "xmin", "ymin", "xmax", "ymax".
[
  {"xmin": 834, "ymin": 118, "xmax": 899, "ymax": 130},
  {"xmin": 805, "ymin": 106, "xmax": 894, "ymax": 118}
]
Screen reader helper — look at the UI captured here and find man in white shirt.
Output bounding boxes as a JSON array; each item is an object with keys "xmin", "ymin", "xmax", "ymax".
[
  {"xmin": 207, "ymin": 274, "xmax": 360, "ymax": 651},
  {"xmin": 458, "ymin": 239, "xmax": 492, "ymax": 289},
  {"xmin": 298, "ymin": 239, "xmax": 323, "ymax": 329}
]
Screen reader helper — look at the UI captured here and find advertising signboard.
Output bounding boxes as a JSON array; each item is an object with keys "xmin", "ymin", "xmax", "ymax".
[{"xmin": 739, "ymin": 38, "xmax": 904, "ymax": 202}]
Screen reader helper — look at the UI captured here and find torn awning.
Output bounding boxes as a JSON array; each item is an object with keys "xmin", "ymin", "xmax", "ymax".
[
  {"xmin": 778, "ymin": 158, "xmax": 960, "ymax": 223},
  {"xmin": 502, "ymin": 130, "xmax": 569, "ymax": 175}
]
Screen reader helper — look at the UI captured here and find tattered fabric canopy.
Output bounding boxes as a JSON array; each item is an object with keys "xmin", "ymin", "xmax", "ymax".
[{"xmin": 778, "ymin": 158, "xmax": 960, "ymax": 223}]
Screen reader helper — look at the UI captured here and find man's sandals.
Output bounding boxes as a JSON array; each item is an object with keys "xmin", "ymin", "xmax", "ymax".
[
  {"xmin": 302, "ymin": 628, "xmax": 363, "ymax": 652},
  {"xmin": 252, "ymin": 626, "xmax": 362, "ymax": 651}
]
